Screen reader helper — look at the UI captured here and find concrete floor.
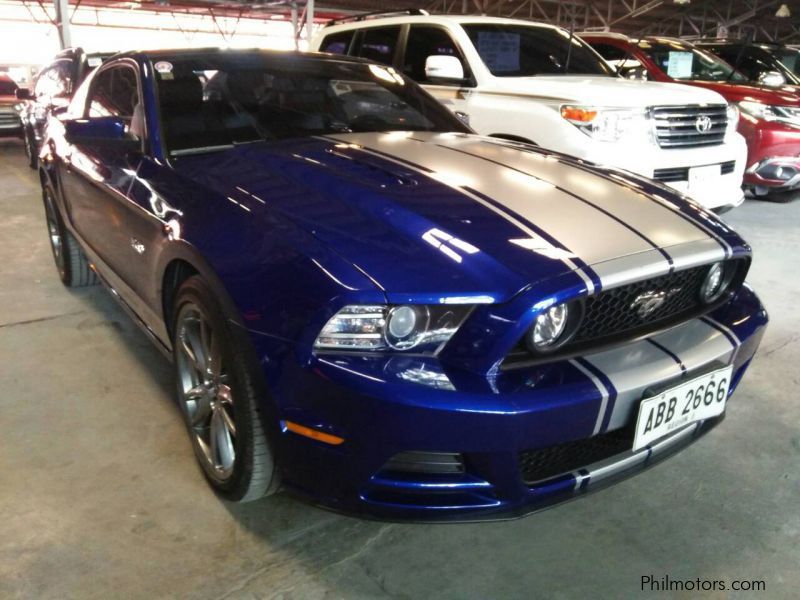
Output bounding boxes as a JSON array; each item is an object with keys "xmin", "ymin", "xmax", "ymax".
[{"xmin": 0, "ymin": 137, "xmax": 798, "ymax": 599}]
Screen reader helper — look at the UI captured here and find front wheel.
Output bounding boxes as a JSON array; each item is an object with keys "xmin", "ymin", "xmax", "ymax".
[{"xmin": 172, "ymin": 275, "xmax": 278, "ymax": 502}]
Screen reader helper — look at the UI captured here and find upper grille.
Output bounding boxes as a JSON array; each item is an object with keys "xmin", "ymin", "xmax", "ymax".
[
  {"xmin": 572, "ymin": 266, "xmax": 707, "ymax": 344},
  {"xmin": 652, "ymin": 105, "xmax": 728, "ymax": 149},
  {"xmin": 0, "ymin": 111, "xmax": 19, "ymax": 126},
  {"xmin": 503, "ymin": 260, "xmax": 747, "ymax": 369}
]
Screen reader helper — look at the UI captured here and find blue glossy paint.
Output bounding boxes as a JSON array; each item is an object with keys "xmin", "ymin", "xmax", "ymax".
[{"xmin": 41, "ymin": 48, "xmax": 768, "ymax": 521}]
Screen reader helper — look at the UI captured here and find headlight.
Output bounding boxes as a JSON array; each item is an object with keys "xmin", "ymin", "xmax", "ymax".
[
  {"xmin": 699, "ymin": 262, "xmax": 733, "ymax": 304},
  {"xmin": 526, "ymin": 300, "xmax": 583, "ymax": 353},
  {"xmin": 725, "ymin": 104, "xmax": 739, "ymax": 141},
  {"xmin": 314, "ymin": 304, "xmax": 471, "ymax": 353},
  {"xmin": 738, "ymin": 101, "xmax": 800, "ymax": 126},
  {"xmin": 560, "ymin": 105, "xmax": 652, "ymax": 143}
]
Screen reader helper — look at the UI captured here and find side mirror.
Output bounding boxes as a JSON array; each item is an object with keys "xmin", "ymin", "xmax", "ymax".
[
  {"xmin": 64, "ymin": 117, "xmax": 139, "ymax": 150},
  {"xmin": 15, "ymin": 88, "xmax": 32, "ymax": 100},
  {"xmin": 425, "ymin": 55, "xmax": 465, "ymax": 83},
  {"xmin": 758, "ymin": 70, "xmax": 786, "ymax": 87}
]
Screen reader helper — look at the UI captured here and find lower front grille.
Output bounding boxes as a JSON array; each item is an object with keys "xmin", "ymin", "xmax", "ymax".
[
  {"xmin": 519, "ymin": 426, "xmax": 634, "ymax": 485},
  {"xmin": 653, "ymin": 160, "xmax": 736, "ymax": 183}
]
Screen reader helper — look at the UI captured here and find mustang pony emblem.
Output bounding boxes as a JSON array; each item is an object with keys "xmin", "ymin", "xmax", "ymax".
[{"xmin": 630, "ymin": 288, "xmax": 682, "ymax": 318}]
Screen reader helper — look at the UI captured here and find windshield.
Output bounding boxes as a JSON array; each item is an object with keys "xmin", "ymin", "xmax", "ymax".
[
  {"xmin": 462, "ymin": 24, "xmax": 615, "ymax": 77},
  {"xmin": 774, "ymin": 47, "xmax": 800, "ymax": 81},
  {"xmin": 0, "ymin": 78, "xmax": 18, "ymax": 95},
  {"xmin": 638, "ymin": 40, "xmax": 747, "ymax": 82},
  {"xmin": 154, "ymin": 53, "xmax": 469, "ymax": 156}
]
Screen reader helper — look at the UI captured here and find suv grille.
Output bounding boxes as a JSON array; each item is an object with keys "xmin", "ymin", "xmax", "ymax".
[
  {"xmin": 503, "ymin": 260, "xmax": 747, "ymax": 369},
  {"xmin": 653, "ymin": 105, "xmax": 728, "ymax": 149},
  {"xmin": 0, "ymin": 110, "xmax": 19, "ymax": 127}
]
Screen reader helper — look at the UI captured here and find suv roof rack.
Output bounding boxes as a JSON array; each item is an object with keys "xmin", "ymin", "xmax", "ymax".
[{"xmin": 325, "ymin": 8, "xmax": 429, "ymax": 27}]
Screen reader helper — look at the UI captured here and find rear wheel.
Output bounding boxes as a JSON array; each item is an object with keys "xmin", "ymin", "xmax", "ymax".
[
  {"xmin": 42, "ymin": 184, "xmax": 97, "ymax": 287},
  {"xmin": 172, "ymin": 275, "xmax": 278, "ymax": 502}
]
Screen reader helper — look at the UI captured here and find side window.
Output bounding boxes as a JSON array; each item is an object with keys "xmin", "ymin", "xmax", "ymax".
[
  {"xmin": 592, "ymin": 43, "xmax": 627, "ymax": 62},
  {"xmin": 353, "ymin": 26, "xmax": 401, "ymax": 65},
  {"xmin": 403, "ymin": 25, "xmax": 469, "ymax": 84},
  {"xmin": 319, "ymin": 30, "xmax": 354, "ymax": 55},
  {"xmin": 88, "ymin": 66, "xmax": 139, "ymax": 120}
]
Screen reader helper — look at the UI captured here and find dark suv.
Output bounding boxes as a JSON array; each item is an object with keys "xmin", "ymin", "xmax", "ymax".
[
  {"xmin": 696, "ymin": 40, "xmax": 800, "ymax": 87},
  {"xmin": 17, "ymin": 47, "xmax": 110, "ymax": 168}
]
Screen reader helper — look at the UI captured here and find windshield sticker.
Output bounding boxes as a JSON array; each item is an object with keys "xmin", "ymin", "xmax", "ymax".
[
  {"xmin": 666, "ymin": 51, "xmax": 693, "ymax": 78},
  {"xmin": 477, "ymin": 32, "xmax": 520, "ymax": 73},
  {"xmin": 154, "ymin": 61, "xmax": 174, "ymax": 79},
  {"xmin": 87, "ymin": 57, "xmax": 102, "ymax": 67}
]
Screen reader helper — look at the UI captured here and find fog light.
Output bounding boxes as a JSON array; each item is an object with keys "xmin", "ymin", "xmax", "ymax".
[
  {"xmin": 531, "ymin": 303, "xmax": 569, "ymax": 349},
  {"xmin": 700, "ymin": 262, "xmax": 726, "ymax": 303}
]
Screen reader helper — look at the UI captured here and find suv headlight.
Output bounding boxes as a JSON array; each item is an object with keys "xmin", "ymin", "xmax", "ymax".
[
  {"xmin": 560, "ymin": 105, "xmax": 652, "ymax": 143},
  {"xmin": 739, "ymin": 101, "xmax": 800, "ymax": 126},
  {"xmin": 314, "ymin": 304, "xmax": 471, "ymax": 353},
  {"xmin": 725, "ymin": 104, "xmax": 739, "ymax": 141}
]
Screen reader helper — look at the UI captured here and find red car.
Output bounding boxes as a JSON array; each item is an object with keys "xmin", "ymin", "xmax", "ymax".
[
  {"xmin": 0, "ymin": 73, "xmax": 23, "ymax": 138},
  {"xmin": 582, "ymin": 34, "xmax": 800, "ymax": 198}
]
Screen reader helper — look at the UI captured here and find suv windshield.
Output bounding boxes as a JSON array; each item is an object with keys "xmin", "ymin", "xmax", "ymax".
[
  {"xmin": 773, "ymin": 47, "xmax": 800, "ymax": 81},
  {"xmin": 462, "ymin": 24, "xmax": 615, "ymax": 77},
  {"xmin": 0, "ymin": 79, "xmax": 18, "ymax": 95},
  {"xmin": 638, "ymin": 40, "xmax": 746, "ymax": 82},
  {"xmin": 155, "ymin": 53, "xmax": 469, "ymax": 156}
]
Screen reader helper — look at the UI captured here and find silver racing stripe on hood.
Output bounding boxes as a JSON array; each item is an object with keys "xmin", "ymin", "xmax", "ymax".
[
  {"xmin": 323, "ymin": 132, "xmax": 705, "ymax": 288},
  {"xmin": 321, "ymin": 133, "xmax": 601, "ymax": 294}
]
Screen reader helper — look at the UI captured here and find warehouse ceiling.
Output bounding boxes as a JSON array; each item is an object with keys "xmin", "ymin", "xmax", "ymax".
[{"xmin": 12, "ymin": 0, "xmax": 800, "ymax": 42}]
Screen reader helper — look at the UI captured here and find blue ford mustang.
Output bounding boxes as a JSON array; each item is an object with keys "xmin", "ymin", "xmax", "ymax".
[{"xmin": 39, "ymin": 48, "xmax": 767, "ymax": 520}]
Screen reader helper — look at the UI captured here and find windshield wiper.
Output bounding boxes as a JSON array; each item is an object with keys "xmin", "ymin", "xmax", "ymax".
[{"xmin": 171, "ymin": 144, "xmax": 235, "ymax": 157}]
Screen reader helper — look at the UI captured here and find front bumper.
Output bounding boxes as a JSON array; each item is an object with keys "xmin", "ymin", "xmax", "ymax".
[
  {"xmin": 252, "ymin": 285, "xmax": 767, "ymax": 521},
  {"xmin": 574, "ymin": 134, "xmax": 747, "ymax": 211},
  {"xmin": 739, "ymin": 117, "xmax": 800, "ymax": 193}
]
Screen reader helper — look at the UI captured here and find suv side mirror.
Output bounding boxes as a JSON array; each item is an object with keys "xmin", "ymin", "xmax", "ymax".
[
  {"xmin": 425, "ymin": 55, "xmax": 465, "ymax": 83},
  {"xmin": 758, "ymin": 70, "xmax": 786, "ymax": 87},
  {"xmin": 64, "ymin": 117, "xmax": 140, "ymax": 151},
  {"xmin": 15, "ymin": 88, "xmax": 32, "ymax": 100}
]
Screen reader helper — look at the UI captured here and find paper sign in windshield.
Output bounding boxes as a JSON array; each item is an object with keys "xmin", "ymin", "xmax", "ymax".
[
  {"xmin": 477, "ymin": 32, "xmax": 521, "ymax": 73},
  {"xmin": 667, "ymin": 51, "xmax": 693, "ymax": 78}
]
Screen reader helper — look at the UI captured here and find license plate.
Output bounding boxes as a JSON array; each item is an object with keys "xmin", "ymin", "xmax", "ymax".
[
  {"xmin": 633, "ymin": 366, "xmax": 732, "ymax": 451},
  {"xmin": 688, "ymin": 164, "xmax": 721, "ymax": 189}
]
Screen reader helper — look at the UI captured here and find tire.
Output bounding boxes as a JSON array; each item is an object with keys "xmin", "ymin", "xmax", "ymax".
[
  {"xmin": 42, "ymin": 183, "xmax": 98, "ymax": 287},
  {"xmin": 24, "ymin": 126, "xmax": 38, "ymax": 170},
  {"xmin": 171, "ymin": 275, "xmax": 278, "ymax": 502}
]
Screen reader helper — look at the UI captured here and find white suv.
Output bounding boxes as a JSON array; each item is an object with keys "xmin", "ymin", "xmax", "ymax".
[{"xmin": 311, "ymin": 13, "xmax": 747, "ymax": 211}]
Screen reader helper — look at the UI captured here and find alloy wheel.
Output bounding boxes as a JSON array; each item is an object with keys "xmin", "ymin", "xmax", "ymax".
[{"xmin": 175, "ymin": 303, "xmax": 237, "ymax": 481}]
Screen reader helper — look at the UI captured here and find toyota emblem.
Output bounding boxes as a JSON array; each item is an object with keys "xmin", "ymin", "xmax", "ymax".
[{"xmin": 695, "ymin": 115, "xmax": 712, "ymax": 133}]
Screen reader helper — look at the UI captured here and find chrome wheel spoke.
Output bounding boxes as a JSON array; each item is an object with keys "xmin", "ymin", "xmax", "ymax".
[
  {"xmin": 211, "ymin": 409, "xmax": 235, "ymax": 471},
  {"xmin": 190, "ymin": 396, "xmax": 212, "ymax": 428},
  {"xmin": 179, "ymin": 333, "xmax": 204, "ymax": 376},
  {"xmin": 217, "ymin": 403, "xmax": 236, "ymax": 438}
]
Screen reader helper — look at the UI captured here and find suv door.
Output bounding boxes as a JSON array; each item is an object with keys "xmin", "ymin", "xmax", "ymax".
[
  {"xmin": 401, "ymin": 25, "xmax": 473, "ymax": 122},
  {"xmin": 351, "ymin": 26, "xmax": 402, "ymax": 66}
]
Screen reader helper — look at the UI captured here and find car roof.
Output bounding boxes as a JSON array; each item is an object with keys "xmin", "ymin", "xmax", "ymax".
[
  {"xmin": 321, "ymin": 14, "xmax": 563, "ymax": 33},
  {"xmin": 105, "ymin": 47, "xmax": 379, "ymax": 67}
]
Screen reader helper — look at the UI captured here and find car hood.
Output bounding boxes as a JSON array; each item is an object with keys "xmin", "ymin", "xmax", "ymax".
[
  {"xmin": 481, "ymin": 75, "xmax": 727, "ymax": 106},
  {"xmin": 173, "ymin": 132, "xmax": 739, "ymax": 302},
  {"xmin": 680, "ymin": 80, "xmax": 800, "ymax": 106}
]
